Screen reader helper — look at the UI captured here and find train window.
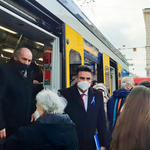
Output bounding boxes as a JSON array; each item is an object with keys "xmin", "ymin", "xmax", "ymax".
[
  {"xmin": 105, "ymin": 66, "xmax": 110, "ymax": 94},
  {"xmin": 92, "ymin": 63, "xmax": 97, "ymax": 85},
  {"xmin": 69, "ymin": 49, "xmax": 81, "ymax": 86},
  {"xmin": 84, "ymin": 58, "xmax": 98, "ymax": 85}
]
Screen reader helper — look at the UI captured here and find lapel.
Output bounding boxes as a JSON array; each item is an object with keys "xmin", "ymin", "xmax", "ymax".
[
  {"xmin": 70, "ymin": 84, "xmax": 85, "ymax": 109},
  {"xmin": 10, "ymin": 64, "xmax": 24, "ymax": 80},
  {"xmin": 88, "ymin": 87, "xmax": 94, "ymax": 107},
  {"xmin": 9, "ymin": 62, "xmax": 31, "ymax": 83},
  {"xmin": 87, "ymin": 87, "xmax": 96, "ymax": 115}
]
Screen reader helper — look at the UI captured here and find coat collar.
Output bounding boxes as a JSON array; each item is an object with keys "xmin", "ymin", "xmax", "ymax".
[
  {"xmin": 70, "ymin": 84, "xmax": 96, "ymax": 110},
  {"xmin": 87, "ymin": 86, "xmax": 96, "ymax": 109},
  {"xmin": 8, "ymin": 60, "xmax": 32, "ymax": 81},
  {"xmin": 70, "ymin": 83, "xmax": 84, "ymax": 108}
]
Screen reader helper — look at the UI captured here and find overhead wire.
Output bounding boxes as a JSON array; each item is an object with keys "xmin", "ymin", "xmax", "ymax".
[
  {"xmin": 119, "ymin": 46, "xmax": 150, "ymax": 50},
  {"xmin": 75, "ymin": 0, "xmax": 120, "ymax": 48},
  {"xmin": 86, "ymin": 6, "xmax": 142, "ymax": 9},
  {"xmin": 86, "ymin": 2, "xmax": 119, "ymax": 48},
  {"xmin": 75, "ymin": 0, "xmax": 146, "ymax": 49}
]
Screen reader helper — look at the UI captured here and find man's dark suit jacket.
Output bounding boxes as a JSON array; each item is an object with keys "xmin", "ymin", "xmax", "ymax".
[{"xmin": 59, "ymin": 83, "xmax": 107, "ymax": 150}]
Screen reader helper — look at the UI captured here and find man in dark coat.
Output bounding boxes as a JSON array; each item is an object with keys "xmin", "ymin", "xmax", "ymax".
[
  {"xmin": 59, "ymin": 65, "xmax": 107, "ymax": 150},
  {"xmin": 0, "ymin": 47, "xmax": 36, "ymax": 139}
]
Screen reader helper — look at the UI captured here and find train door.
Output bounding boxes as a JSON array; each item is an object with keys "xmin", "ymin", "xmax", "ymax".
[
  {"xmin": 110, "ymin": 66, "xmax": 116, "ymax": 93},
  {"xmin": 118, "ymin": 64, "xmax": 122, "ymax": 89},
  {"xmin": 110, "ymin": 58, "xmax": 118, "ymax": 92},
  {"xmin": 43, "ymin": 37, "xmax": 60, "ymax": 90},
  {"xmin": 66, "ymin": 25, "xmax": 84, "ymax": 87},
  {"xmin": 83, "ymin": 52, "xmax": 101, "ymax": 85},
  {"xmin": 83, "ymin": 40, "xmax": 101, "ymax": 85},
  {"xmin": 0, "ymin": 4, "xmax": 61, "ymax": 90},
  {"xmin": 102, "ymin": 53, "xmax": 111, "ymax": 95}
]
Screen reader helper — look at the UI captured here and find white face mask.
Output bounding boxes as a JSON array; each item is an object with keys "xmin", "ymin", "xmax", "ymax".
[
  {"xmin": 102, "ymin": 92, "xmax": 104, "ymax": 96},
  {"xmin": 77, "ymin": 81, "xmax": 91, "ymax": 91},
  {"xmin": 34, "ymin": 110, "xmax": 40, "ymax": 119}
]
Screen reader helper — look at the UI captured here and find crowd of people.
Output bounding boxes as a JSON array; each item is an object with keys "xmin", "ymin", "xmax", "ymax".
[{"xmin": 0, "ymin": 47, "xmax": 150, "ymax": 150}]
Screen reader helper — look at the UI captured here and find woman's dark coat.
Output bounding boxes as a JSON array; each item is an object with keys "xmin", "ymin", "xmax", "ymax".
[{"xmin": 3, "ymin": 114, "xmax": 78, "ymax": 150}]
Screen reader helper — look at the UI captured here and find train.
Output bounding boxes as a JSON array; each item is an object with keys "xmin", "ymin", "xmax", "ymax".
[{"xmin": 0, "ymin": 0, "xmax": 129, "ymax": 95}]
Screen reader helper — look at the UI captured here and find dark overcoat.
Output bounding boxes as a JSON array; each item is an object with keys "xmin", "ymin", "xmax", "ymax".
[
  {"xmin": 59, "ymin": 84, "xmax": 107, "ymax": 150},
  {"xmin": 0, "ymin": 61, "xmax": 36, "ymax": 137},
  {"xmin": 3, "ymin": 114, "xmax": 78, "ymax": 150}
]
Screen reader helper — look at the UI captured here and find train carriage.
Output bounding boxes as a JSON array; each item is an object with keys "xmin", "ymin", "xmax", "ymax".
[{"xmin": 0, "ymin": 0, "xmax": 129, "ymax": 95}]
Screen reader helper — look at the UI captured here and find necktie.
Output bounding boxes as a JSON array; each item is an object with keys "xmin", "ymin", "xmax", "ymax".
[{"xmin": 81, "ymin": 94, "xmax": 85, "ymax": 106}]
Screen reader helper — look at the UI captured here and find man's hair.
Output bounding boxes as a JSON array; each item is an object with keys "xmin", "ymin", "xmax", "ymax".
[
  {"xmin": 110, "ymin": 86, "xmax": 150, "ymax": 150},
  {"xmin": 36, "ymin": 89, "xmax": 67, "ymax": 114},
  {"xmin": 76, "ymin": 65, "xmax": 92, "ymax": 76},
  {"xmin": 13, "ymin": 47, "xmax": 31, "ymax": 57},
  {"xmin": 138, "ymin": 80, "xmax": 150, "ymax": 88},
  {"xmin": 121, "ymin": 77, "xmax": 134, "ymax": 89}
]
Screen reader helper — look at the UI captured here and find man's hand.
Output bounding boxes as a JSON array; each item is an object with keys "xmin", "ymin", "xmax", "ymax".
[
  {"xmin": 101, "ymin": 147, "xmax": 106, "ymax": 150},
  {"xmin": 0, "ymin": 128, "xmax": 6, "ymax": 139},
  {"xmin": 33, "ymin": 80, "xmax": 39, "ymax": 84},
  {"xmin": 30, "ymin": 113, "xmax": 36, "ymax": 122}
]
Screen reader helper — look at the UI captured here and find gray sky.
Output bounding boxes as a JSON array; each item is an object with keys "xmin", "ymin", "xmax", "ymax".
[{"xmin": 73, "ymin": 0, "xmax": 150, "ymax": 77}]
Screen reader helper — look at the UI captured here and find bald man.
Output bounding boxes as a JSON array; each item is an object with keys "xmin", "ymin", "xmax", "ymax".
[{"xmin": 0, "ymin": 48, "xmax": 36, "ymax": 139}]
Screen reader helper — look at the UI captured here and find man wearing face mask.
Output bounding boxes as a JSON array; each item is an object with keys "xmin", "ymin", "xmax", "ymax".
[
  {"xmin": 0, "ymin": 47, "xmax": 36, "ymax": 140},
  {"xmin": 59, "ymin": 65, "xmax": 107, "ymax": 150}
]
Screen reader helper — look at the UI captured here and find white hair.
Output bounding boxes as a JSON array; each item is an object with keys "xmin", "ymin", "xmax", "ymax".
[
  {"xmin": 93, "ymin": 83, "xmax": 108, "ymax": 95},
  {"xmin": 36, "ymin": 89, "xmax": 67, "ymax": 114},
  {"xmin": 121, "ymin": 77, "xmax": 134, "ymax": 89}
]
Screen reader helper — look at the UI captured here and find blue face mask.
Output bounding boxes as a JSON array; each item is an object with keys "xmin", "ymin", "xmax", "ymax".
[{"xmin": 15, "ymin": 61, "xmax": 30, "ymax": 70}]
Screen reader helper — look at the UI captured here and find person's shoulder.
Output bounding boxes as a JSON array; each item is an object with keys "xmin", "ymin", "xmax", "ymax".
[
  {"xmin": 37, "ymin": 114, "xmax": 74, "ymax": 125},
  {"xmin": 59, "ymin": 84, "xmax": 77, "ymax": 94},
  {"xmin": 107, "ymin": 94, "xmax": 116, "ymax": 104},
  {"xmin": 58, "ymin": 88, "xmax": 70, "ymax": 98},
  {"xmin": 0, "ymin": 63, "xmax": 8, "ymax": 69},
  {"xmin": 92, "ymin": 87, "xmax": 102, "ymax": 95},
  {"xmin": 0, "ymin": 63, "xmax": 10, "ymax": 75}
]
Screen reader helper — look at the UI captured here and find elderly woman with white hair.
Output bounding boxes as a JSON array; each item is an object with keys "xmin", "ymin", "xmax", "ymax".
[
  {"xmin": 2, "ymin": 90, "xmax": 78, "ymax": 150},
  {"xmin": 93, "ymin": 83, "xmax": 109, "ymax": 113}
]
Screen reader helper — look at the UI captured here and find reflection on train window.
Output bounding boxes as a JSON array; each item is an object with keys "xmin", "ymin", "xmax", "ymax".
[
  {"xmin": 105, "ymin": 66, "xmax": 110, "ymax": 94},
  {"xmin": 84, "ymin": 58, "xmax": 97, "ymax": 85},
  {"xmin": 69, "ymin": 49, "xmax": 81, "ymax": 86}
]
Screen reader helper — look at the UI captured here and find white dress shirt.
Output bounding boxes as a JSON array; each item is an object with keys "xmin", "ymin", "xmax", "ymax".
[{"xmin": 78, "ymin": 89, "xmax": 89, "ymax": 112}]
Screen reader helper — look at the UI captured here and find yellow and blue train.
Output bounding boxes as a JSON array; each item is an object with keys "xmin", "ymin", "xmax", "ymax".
[{"xmin": 0, "ymin": 0, "xmax": 129, "ymax": 95}]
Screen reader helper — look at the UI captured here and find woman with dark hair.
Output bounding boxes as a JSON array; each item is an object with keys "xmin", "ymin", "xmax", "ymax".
[
  {"xmin": 138, "ymin": 80, "xmax": 150, "ymax": 88},
  {"xmin": 110, "ymin": 86, "xmax": 150, "ymax": 150}
]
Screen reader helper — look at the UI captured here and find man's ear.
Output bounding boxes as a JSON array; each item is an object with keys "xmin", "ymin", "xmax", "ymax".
[
  {"xmin": 14, "ymin": 55, "xmax": 18, "ymax": 61},
  {"xmin": 74, "ymin": 76, "xmax": 78, "ymax": 83}
]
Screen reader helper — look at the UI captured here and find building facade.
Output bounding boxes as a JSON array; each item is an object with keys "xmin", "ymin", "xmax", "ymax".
[{"xmin": 143, "ymin": 8, "xmax": 150, "ymax": 77}]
